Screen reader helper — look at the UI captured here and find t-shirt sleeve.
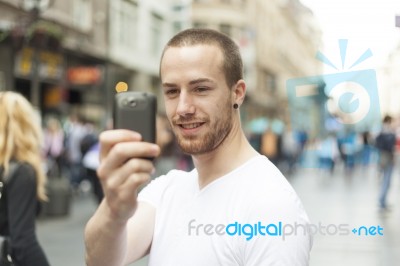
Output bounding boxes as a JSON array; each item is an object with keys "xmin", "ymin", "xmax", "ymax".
[{"xmin": 137, "ymin": 170, "xmax": 177, "ymax": 208}]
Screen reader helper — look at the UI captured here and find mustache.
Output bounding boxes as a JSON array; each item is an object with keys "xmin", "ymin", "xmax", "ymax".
[{"xmin": 171, "ymin": 115, "xmax": 209, "ymax": 125}]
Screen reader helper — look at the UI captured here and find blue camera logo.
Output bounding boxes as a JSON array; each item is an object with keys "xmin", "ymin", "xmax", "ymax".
[{"xmin": 286, "ymin": 40, "xmax": 381, "ymax": 168}]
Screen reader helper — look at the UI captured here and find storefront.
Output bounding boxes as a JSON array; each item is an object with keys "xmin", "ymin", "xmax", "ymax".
[
  {"xmin": 63, "ymin": 51, "xmax": 109, "ymax": 127},
  {"xmin": 13, "ymin": 46, "xmax": 65, "ymax": 117}
]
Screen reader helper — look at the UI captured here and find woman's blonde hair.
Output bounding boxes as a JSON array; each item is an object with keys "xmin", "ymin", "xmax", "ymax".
[{"xmin": 0, "ymin": 91, "xmax": 47, "ymax": 201}]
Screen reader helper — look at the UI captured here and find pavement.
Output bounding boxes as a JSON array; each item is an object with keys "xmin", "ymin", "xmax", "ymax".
[
  {"xmin": 36, "ymin": 185, "xmax": 148, "ymax": 266},
  {"xmin": 36, "ymin": 162, "xmax": 399, "ymax": 266},
  {"xmin": 290, "ymin": 164, "xmax": 400, "ymax": 266}
]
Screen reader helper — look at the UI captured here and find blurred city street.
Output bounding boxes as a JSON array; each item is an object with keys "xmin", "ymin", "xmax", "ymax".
[
  {"xmin": 291, "ymin": 163, "xmax": 400, "ymax": 266},
  {"xmin": 1, "ymin": 0, "xmax": 400, "ymax": 265},
  {"xmin": 36, "ymin": 185, "xmax": 149, "ymax": 266},
  {"xmin": 36, "ymin": 161, "xmax": 400, "ymax": 266}
]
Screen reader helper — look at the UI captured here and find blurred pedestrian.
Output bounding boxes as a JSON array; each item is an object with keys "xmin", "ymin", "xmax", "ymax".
[
  {"xmin": 0, "ymin": 91, "xmax": 50, "ymax": 265},
  {"xmin": 375, "ymin": 115, "xmax": 396, "ymax": 211},
  {"xmin": 260, "ymin": 128, "xmax": 280, "ymax": 165},
  {"xmin": 43, "ymin": 116, "xmax": 64, "ymax": 176},
  {"xmin": 281, "ymin": 126, "xmax": 301, "ymax": 175},
  {"xmin": 337, "ymin": 128, "xmax": 361, "ymax": 174},
  {"xmin": 316, "ymin": 133, "xmax": 339, "ymax": 174},
  {"xmin": 360, "ymin": 131, "xmax": 373, "ymax": 166},
  {"xmin": 82, "ymin": 140, "xmax": 103, "ymax": 204},
  {"xmin": 64, "ymin": 114, "xmax": 88, "ymax": 190}
]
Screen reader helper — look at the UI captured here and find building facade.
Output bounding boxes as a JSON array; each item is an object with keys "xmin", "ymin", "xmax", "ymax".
[
  {"xmin": 0, "ymin": 0, "xmax": 110, "ymax": 124},
  {"xmin": 190, "ymin": 0, "xmax": 323, "ymax": 134},
  {"xmin": 0, "ymin": 0, "xmax": 182, "ymax": 126},
  {"xmin": 379, "ymin": 46, "xmax": 400, "ymax": 117},
  {"xmin": 0, "ymin": 0, "xmax": 322, "ymax": 132},
  {"xmin": 107, "ymin": 0, "xmax": 181, "ymax": 115}
]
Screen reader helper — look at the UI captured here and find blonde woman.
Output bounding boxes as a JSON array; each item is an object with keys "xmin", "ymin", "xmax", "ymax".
[{"xmin": 0, "ymin": 91, "xmax": 50, "ymax": 265}]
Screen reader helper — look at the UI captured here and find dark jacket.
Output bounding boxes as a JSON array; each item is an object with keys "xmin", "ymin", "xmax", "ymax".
[
  {"xmin": 375, "ymin": 131, "xmax": 396, "ymax": 153},
  {"xmin": 0, "ymin": 162, "xmax": 50, "ymax": 266}
]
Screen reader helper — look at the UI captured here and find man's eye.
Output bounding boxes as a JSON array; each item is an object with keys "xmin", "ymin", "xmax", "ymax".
[
  {"xmin": 165, "ymin": 89, "xmax": 178, "ymax": 95},
  {"xmin": 195, "ymin": 87, "xmax": 209, "ymax": 93}
]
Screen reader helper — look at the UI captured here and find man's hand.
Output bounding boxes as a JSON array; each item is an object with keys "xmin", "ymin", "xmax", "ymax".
[{"xmin": 97, "ymin": 129, "xmax": 160, "ymax": 222}]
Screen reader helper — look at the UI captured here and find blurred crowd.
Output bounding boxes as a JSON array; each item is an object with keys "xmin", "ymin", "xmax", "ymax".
[
  {"xmin": 246, "ymin": 115, "xmax": 400, "ymax": 175},
  {"xmin": 42, "ymin": 113, "xmax": 102, "ymax": 204},
  {"xmin": 246, "ymin": 114, "xmax": 399, "ymax": 211},
  {"xmin": 40, "ymin": 113, "xmax": 194, "ymax": 205},
  {"xmin": 40, "ymin": 111, "xmax": 400, "ymax": 212}
]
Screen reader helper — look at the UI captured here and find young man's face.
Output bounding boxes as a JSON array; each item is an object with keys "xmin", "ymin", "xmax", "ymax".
[{"xmin": 160, "ymin": 44, "xmax": 234, "ymax": 155}]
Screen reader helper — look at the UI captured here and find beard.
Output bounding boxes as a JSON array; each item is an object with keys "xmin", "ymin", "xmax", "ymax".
[{"xmin": 171, "ymin": 100, "xmax": 233, "ymax": 155}]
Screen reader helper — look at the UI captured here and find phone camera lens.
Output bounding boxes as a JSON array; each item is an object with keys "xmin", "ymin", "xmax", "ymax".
[{"xmin": 128, "ymin": 98, "xmax": 137, "ymax": 107}]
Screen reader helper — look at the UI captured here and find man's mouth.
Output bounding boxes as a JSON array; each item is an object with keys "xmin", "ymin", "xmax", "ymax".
[{"xmin": 179, "ymin": 123, "xmax": 203, "ymax": 129}]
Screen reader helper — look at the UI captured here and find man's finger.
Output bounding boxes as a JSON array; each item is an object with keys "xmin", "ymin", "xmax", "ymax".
[
  {"xmin": 99, "ymin": 129, "xmax": 142, "ymax": 160},
  {"xmin": 103, "ymin": 159, "xmax": 154, "ymax": 190}
]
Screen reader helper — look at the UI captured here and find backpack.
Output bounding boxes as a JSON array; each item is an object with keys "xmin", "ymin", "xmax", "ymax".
[{"xmin": 80, "ymin": 133, "xmax": 98, "ymax": 157}]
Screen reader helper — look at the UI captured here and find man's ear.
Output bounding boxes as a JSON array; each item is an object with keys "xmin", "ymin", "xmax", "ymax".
[{"xmin": 232, "ymin": 79, "xmax": 246, "ymax": 106}]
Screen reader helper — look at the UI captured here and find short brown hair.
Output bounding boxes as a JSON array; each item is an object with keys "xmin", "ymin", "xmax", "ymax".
[{"xmin": 160, "ymin": 28, "xmax": 243, "ymax": 88}]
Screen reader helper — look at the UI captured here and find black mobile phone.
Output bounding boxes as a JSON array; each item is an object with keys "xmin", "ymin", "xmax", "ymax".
[{"xmin": 113, "ymin": 91, "xmax": 157, "ymax": 143}]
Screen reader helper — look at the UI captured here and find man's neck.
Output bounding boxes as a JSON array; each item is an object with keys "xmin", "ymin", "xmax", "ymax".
[{"xmin": 192, "ymin": 123, "xmax": 259, "ymax": 190}]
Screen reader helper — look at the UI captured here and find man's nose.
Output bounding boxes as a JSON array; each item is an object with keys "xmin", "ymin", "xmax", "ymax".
[{"xmin": 176, "ymin": 91, "xmax": 195, "ymax": 116}]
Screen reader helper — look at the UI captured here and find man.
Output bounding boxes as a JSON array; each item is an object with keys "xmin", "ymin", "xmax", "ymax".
[
  {"xmin": 85, "ymin": 28, "xmax": 312, "ymax": 266},
  {"xmin": 375, "ymin": 115, "xmax": 396, "ymax": 211}
]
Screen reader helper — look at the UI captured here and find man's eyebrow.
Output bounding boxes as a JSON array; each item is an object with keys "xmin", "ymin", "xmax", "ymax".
[
  {"xmin": 162, "ymin": 82, "xmax": 177, "ymax": 88},
  {"xmin": 162, "ymin": 78, "xmax": 215, "ymax": 88},
  {"xmin": 189, "ymin": 78, "xmax": 215, "ymax": 85}
]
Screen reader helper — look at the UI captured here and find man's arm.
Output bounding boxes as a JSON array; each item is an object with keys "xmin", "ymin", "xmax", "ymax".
[
  {"xmin": 84, "ymin": 130, "xmax": 160, "ymax": 266},
  {"xmin": 85, "ymin": 201, "xmax": 155, "ymax": 266}
]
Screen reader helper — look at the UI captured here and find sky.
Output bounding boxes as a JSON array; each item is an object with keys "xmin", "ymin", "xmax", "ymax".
[{"xmin": 300, "ymin": 0, "xmax": 400, "ymax": 72}]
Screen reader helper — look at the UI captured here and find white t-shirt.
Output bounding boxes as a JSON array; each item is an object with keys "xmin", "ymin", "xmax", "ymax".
[{"xmin": 138, "ymin": 155, "xmax": 312, "ymax": 266}]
